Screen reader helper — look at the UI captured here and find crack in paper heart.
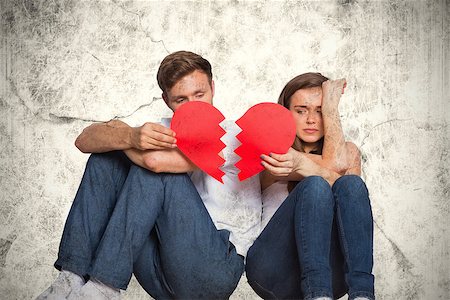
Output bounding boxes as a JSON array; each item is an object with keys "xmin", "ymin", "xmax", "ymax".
[{"xmin": 171, "ymin": 102, "xmax": 296, "ymax": 183}]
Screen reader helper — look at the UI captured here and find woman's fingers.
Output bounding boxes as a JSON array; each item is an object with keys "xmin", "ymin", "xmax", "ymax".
[
  {"xmin": 268, "ymin": 152, "xmax": 290, "ymax": 162},
  {"xmin": 260, "ymin": 154, "xmax": 292, "ymax": 167},
  {"xmin": 261, "ymin": 161, "xmax": 291, "ymax": 177}
]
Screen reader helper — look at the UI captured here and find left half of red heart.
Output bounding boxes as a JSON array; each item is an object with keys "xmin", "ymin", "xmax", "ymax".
[{"xmin": 171, "ymin": 101, "xmax": 226, "ymax": 183}]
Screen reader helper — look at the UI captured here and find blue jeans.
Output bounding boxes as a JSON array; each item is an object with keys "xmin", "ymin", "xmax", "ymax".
[
  {"xmin": 54, "ymin": 151, "xmax": 244, "ymax": 299},
  {"xmin": 246, "ymin": 176, "xmax": 374, "ymax": 300}
]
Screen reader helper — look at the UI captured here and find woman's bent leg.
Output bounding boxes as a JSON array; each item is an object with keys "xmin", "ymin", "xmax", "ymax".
[
  {"xmin": 246, "ymin": 176, "xmax": 347, "ymax": 299},
  {"xmin": 246, "ymin": 190, "xmax": 302, "ymax": 299},
  {"xmin": 332, "ymin": 175, "xmax": 375, "ymax": 300},
  {"xmin": 54, "ymin": 151, "xmax": 131, "ymax": 277},
  {"xmin": 294, "ymin": 176, "xmax": 335, "ymax": 299}
]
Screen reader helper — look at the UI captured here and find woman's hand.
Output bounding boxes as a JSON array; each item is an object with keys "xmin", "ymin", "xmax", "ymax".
[
  {"xmin": 260, "ymin": 148, "xmax": 304, "ymax": 178},
  {"xmin": 261, "ymin": 148, "xmax": 341, "ymax": 186}
]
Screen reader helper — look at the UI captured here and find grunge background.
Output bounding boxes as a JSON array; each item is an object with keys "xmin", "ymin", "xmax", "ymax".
[{"xmin": 0, "ymin": 0, "xmax": 448, "ymax": 299}]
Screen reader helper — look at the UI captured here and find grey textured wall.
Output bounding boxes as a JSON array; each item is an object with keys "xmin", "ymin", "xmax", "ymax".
[{"xmin": 0, "ymin": 0, "xmax": 449, "ymax": 299}]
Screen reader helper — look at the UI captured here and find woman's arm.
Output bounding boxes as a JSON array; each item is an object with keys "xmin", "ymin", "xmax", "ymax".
[
  {"xmin": 320, "ymin": 79, "xmax": 349, "ymax": 173},
  {"xmin": 261, "ymin": 148, "xmax": 340, "ymax": 186},
  {"xmin": 261, "ymin": 144, "xmax": 361, "ymax": 186}
]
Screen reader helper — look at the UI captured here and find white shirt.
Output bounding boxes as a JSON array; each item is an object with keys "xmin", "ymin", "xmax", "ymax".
[{"xmin": 162, "ymin": 118, "xmax": 262, "ymax": 257}]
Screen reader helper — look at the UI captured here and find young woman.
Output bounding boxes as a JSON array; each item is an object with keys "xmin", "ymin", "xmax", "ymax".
[{"xmin": 245, "ymin": 73, "xmax": 375, "ymax": 300}]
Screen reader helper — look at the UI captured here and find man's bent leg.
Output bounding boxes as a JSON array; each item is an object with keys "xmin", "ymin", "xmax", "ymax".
[
  {"xmin": 88, "ymin": 165, "xmax": 165, "ymax": 290},
  {"xmin": 86, "ymin": 167, "xmax": 243, "ymax": 298},
  {"xmin": 133, "ymin": 229, "xmax": 173, "ymax": 299},
  {"xmin": 54, "ymin": 151, "xmax": 132, "ymax": 277},
  {"xmin": 154, "ymin": 173, "xmax": 244, "ymax": 299}
]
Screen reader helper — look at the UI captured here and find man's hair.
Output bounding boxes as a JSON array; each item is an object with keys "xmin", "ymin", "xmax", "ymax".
[{"xmin": 157, "ymin": 51, "xmax": 212, "ymax": 94}]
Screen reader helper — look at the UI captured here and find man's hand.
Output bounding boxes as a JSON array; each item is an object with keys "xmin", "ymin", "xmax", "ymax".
[
  {"xmin": 130, "ymin": 122, "xmax": 177, "ymax": 150},
  {"xmin": 321, "ymin": 79, "xmax": 347, "ymax": 111},
  {"xmin": 75, "ymin": 119, "xmax": 177, "ymax": 154}
]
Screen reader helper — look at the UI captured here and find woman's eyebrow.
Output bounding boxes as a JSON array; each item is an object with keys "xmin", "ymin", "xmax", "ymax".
[{"xmin": 294, "ymin": 105, "xmax": 322, "ymax": 109}]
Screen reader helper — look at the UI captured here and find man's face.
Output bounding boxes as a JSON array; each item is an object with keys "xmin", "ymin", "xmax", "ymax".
[{"xmin": 163, "ymin": 70, "xmax": 214, "ymax": 112}]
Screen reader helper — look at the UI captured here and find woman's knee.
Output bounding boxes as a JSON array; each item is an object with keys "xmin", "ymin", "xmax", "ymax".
[
  {"xmin": 294, "ymin": 176, "xmax": 334, "ymax": 206},
  {"xmin": 245, "ymin": 245, "xmax": 275, "ymax": 291},
  {"xmin": 333, "ymin": 175, "xmax": 368, "ymax": 197}
]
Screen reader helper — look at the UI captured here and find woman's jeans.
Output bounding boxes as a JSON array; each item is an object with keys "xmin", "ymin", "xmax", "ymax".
[
  {"xmin": 54, "ymin": 151, "xmax": 244, "ymax": 299},
  {"xmin": 246, "ymin": 176, "xmax": 375, "ymax": 300}
]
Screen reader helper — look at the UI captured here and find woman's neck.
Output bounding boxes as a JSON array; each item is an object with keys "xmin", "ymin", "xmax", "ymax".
[{"xmin": 302, "ymin": 141, "xmax": 320, "ymax": 154}]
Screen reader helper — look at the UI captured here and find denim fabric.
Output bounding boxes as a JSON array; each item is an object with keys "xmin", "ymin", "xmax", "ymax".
[
  {"xmin": 246, "ymin": 175, "xmax": 374, "ymax": 300},
  {"xmin": 55, "ymin": 151, "xmax": 244, "ymax": 299}
]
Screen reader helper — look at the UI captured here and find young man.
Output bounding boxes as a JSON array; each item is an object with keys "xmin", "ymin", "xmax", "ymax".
[{"xmin": 37, "ymin": 51, "xmax": 261, "ymax": 299}]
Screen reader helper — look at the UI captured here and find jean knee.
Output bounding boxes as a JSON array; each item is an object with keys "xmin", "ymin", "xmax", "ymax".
[
  {"xmin": 333, "ymin": 175, "xmax": 368, "ymax": 197},
  {"xmin": 295, "ymin": 176, "xmax": 333, "ymax": 206},
  {"xmin": 245, "ymin": 245, "xmax": 274, "ymax": 290},
  {"xmin": 87, "ymin": 151, "xmax": 129, "ymax": 172}
]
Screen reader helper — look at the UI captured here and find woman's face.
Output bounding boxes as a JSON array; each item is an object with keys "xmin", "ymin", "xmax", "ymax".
[{"xmin": 288, "ymin": 87, "xmax": 324, "ymax": 146}]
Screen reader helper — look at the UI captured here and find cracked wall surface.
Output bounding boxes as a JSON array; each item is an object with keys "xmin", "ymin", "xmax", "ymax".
[{"xmin": 0, "ymin": 0, "xmax": 449, "ymax": 299}]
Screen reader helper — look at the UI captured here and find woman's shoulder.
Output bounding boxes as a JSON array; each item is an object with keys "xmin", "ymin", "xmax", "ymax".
[{"xmin": 345, "ymin": 142, "xmax": 361, "ymax": 159}]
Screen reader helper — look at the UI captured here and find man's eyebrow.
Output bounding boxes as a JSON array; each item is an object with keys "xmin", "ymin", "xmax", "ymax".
[{"xmin": 171, "ymin": 89, "xmax": 206, "ymax": 99}]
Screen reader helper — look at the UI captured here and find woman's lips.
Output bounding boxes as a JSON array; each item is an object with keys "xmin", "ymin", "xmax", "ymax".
[{"xmin": 303, "ymin": 129, "xmax": 318, "ymax": 134}]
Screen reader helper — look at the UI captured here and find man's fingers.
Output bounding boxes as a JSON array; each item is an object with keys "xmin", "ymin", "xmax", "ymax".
[
  {"xmin": 147, "ymin": 137, "xmax": 177, "ymax": 149},
  {"xmin": 152, "ymin": 123, "xmax": 176, "ymax": 137},
  {"xmin": 150, "ymin": 131, "xmax": 177, "ymax": 145}
]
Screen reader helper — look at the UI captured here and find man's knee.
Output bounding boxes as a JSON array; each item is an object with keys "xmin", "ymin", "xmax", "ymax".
[{"xmin": 86, "ymin": 151, "xmax": 129, "ymax": 172}]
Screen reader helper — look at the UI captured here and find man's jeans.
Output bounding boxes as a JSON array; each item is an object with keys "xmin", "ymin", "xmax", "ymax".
[
  {"xmin": 54, "ymin": 151, "xmax": 244, "ymax": 299},
  {"xmin": 246, "ymin": 176, "xmax": 375, "ymax": 300}
]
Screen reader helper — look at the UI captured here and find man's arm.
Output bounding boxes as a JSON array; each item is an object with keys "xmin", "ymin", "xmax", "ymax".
[
  {"xmin": 75, "ymin": 119, "xmax": 176, "ymax": 153},
  {"xmin": 124, "ymin": 148, "xmax": 198, "ymax": 173}
]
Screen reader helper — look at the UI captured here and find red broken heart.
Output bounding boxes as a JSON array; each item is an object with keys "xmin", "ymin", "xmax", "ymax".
[{"xmin": 171, "ymin": 101, "xmax": 296, "ymax": 183}]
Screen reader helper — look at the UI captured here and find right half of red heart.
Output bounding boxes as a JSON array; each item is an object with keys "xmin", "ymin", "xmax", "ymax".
[{"xmin": 234, "ymin": 102, "xmax": 296, "ymax": 181}]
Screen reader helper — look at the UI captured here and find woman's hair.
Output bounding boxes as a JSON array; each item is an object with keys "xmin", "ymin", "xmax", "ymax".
[
  {"xmin": 157, "ymin": 51, "xmax": 212, "ymax": 95},
  {"xmin": 277, "ymin": 72, "xmax": 328, "ymax": 153},
  {"xmin": 278, "ymin": 72, "xmax": 328, "ymax": 193}
]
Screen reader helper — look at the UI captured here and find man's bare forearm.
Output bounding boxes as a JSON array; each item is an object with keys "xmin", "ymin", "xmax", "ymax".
[
  {"xmin": 124, "ymin": 148, "xmax": 197, "ymax": 173},
  {"xmin": 75, "ymin": 120, "xmax": 133, "ymax": 153}
]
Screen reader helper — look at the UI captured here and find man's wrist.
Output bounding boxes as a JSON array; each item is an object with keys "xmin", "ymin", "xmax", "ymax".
[{"xmin": 125, "ymin": 126, "xmax": 136, "ymax": 149}]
